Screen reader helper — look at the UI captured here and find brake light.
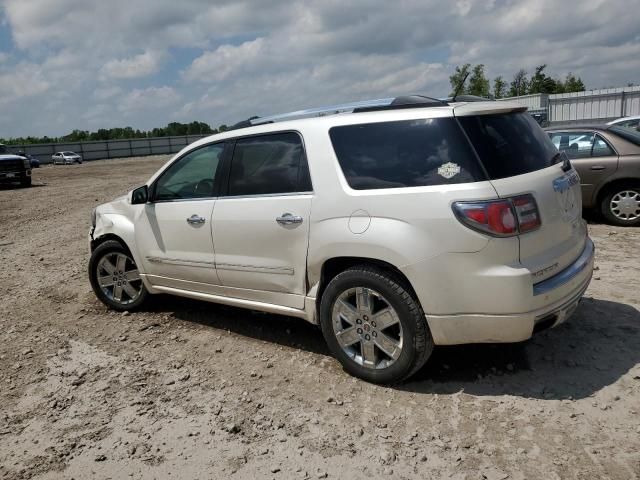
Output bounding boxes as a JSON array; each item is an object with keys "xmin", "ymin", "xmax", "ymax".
[{"xmin": 452, "ymin": 194, "xmax": 540, "ymax": 237}]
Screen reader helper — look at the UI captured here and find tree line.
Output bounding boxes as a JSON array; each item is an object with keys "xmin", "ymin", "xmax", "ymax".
[
  {"xmin": 1, "ymin": 121, "xmax": 229, "ymax": 146},
  {"xmin": 2, "ymin": 66, "xmax": 588, "ymax": 145},
  {"xmin": 450, "ymin": 64, "xmax": 586, "ymax": 99}
]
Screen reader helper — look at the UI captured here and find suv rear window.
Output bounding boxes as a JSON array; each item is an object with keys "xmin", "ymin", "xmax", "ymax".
[
  {"xmin": 458, "ymin": 112, "xmax": 559, "ymax": 180},
  {"xmin": 329, "ymin": 118, "xmax": 485, "ymax": 190}
]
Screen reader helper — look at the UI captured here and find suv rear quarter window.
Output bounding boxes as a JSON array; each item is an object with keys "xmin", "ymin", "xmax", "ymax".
[
  {"xmin": 458, "ymin": 112, "xmax": 559, "ymax": 180},
  {"xmin": 329, "ymin": 118, "xmax": 485, "ymax": 190}
]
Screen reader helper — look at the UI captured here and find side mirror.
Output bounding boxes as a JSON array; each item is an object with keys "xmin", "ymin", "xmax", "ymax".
[{"xmin": 130, "ymin": 185, "xmax": 149, "ymax": 204}]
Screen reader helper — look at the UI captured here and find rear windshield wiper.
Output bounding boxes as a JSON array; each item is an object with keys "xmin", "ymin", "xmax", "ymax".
[{"xmin": 551, "ymin": 151, "xmax": 572, "ymax": 172}]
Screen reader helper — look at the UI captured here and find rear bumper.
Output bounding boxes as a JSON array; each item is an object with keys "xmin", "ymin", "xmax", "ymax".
[{"xmin": 427, "ymin": 238, "xmax": 595, "ymax": 345}]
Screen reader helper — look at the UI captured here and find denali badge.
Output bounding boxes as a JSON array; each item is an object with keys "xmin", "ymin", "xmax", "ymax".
[
  {"xmin": 532, "ymin": 262, "xmax": 559, "ymax": 279},
  {"xmin": 438, "ymin": 162, "xmax": 461, "ymax": 179}
]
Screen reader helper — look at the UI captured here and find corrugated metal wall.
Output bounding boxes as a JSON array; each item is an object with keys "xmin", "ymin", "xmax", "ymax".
[
  {"xmin": 497, "ymin": 93, "xmax": 548, "ymax": 112},
  {"xmin": 8, "ymin": 134, "xmax": 209, "ymax": 163},
  {"xmin": 500, "ymin": 85, "xmax": 640, "ymax": 125}
]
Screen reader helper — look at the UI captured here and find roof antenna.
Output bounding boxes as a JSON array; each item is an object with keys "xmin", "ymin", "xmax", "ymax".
[{"xmin": 452, "ymin": 70, "xmax": 471, "ymax": 102}]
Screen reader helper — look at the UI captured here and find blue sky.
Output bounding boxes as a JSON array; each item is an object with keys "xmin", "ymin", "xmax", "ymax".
[{"xmin": 1, "ymin": 0, "xmax": 639, "ymax": 138}]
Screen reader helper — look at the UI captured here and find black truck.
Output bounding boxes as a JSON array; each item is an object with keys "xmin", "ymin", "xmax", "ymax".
[{"xmin": 0, "ymin": 144, "xmax": 32, "ymax": 188}]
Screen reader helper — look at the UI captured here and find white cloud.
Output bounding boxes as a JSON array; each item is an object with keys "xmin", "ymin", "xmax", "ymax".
[
  {"xmin": 0, "ymin": 63, "xmax": 49, "ymax": 104},
  {"xmin": 101, "ymin": 51, "xmax": 165, "ymax": 79},
  {"xmin": 93, "ymin": 85, "xmax": 123, "ymax": 101},
  {"xmin": 183, "ymin": 38, "xmax": 265, "ymax": 82},
  {"xmin": 119, "ymin": 86, "xmax": 181, "ymax": 113},
  {"xmin": 0, "ymin": 0, "xmax": 638, "ymax": 138}
]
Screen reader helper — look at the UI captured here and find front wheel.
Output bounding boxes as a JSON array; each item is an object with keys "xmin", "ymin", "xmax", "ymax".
[
  {"xmin": 20, "ymin": 177, "xmax": 32, "ymax": 188},
  {"xmin": 601, "ymin": 184, "xmax": 640, "ymax": 226},
  {"xmin": 88, "ymin": 240, "xmax": 148, "ymax": 311},
  {"xmin": 319, "ymin": 266, "xmax": 433, "ymax": 384}
]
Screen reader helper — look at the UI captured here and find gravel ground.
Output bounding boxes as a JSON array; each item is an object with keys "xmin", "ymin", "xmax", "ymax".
[{"xmin": 1, "ymin": 156, "xmax": 639, "ymax": 480}]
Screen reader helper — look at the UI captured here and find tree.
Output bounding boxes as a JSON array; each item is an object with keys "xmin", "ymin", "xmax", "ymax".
[
  {"xmin": 493, "ymin": 76, "xmax": 506, "ymax": 99},
  {"xmin": 528, "ymin": 64, "xmax": 557, "ymax": 94},
  {"xmin": 466, "ymin": 64, "xmax": 490, "ymax": 97},
  {"xmin": 509, "ymin": 69, "xmax": 529, "ymax": 97},
  {"xmin": 449, "ymin": 63, "xmax": 471, "ymax": 97},
  {"xmin": 563, "ymin": 72, "xmax": 585, "ymax": 93}
]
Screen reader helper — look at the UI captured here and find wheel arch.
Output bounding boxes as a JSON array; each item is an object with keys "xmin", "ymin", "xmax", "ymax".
[
  {"xmin": 90, "ymin": 233, "xmax": 132, "ymax": 254},
  {"xmin": 595, "ymin": 177, "xmax": 640, "ymax": 207},
  {"xmin": 315, "ymin": 256, "xmax": 419, "ymax": 311}
]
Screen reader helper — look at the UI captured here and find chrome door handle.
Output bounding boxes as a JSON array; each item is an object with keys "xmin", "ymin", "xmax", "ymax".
[
  {"xmin": 276, "ymin": 213, "xmax": 303, "ymax": 225},
  {"xmin": 590, "ymin": 165, "xmax": 605, "ymax": 171},
  {"xmin": 186, "ymin": 214, "xmax": 206, "ymax": 225}
]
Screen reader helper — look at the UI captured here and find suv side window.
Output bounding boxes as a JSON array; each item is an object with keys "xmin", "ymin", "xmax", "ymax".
[
  {"xmin": 154, "ymin": 143, "xmax": 224, "ymax": 201},
  {"xmin": 227, "ymin": 132, "xmax": 310, "ymax": 196},
  {"xmin": 330, "ymin": 118, "xmax": 484, "ymax": 190}
]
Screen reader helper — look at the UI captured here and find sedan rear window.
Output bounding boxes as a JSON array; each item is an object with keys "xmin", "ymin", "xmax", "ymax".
[
  {"xmin": 458, "ymin": 112, "xmax": 559, "ymax": 180},
  {"xmin": 329, "ymin": 118, "xmax": 485, "ymax": 190},
  {"xmin": 609, "ymin": 125, "xmax": 640, "ymax": 146}
]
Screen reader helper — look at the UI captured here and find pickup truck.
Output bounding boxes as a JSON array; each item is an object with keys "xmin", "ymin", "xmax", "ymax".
[{"xmin": 0, "ymin": 144, "xmax": 32, "ymax": 188}]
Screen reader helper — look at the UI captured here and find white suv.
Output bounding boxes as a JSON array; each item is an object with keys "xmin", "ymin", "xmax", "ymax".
[{"xmin": 88, "ymin": 96, "xmax": 594, "ymax": 384}]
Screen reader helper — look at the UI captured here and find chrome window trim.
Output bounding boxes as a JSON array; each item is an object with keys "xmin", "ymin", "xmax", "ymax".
[
  {"xmin": 533, "ymin": 238, "xmax": 594, "ymax": 296},
  {"xmin": 217, "ymin": 191, "xmax": 313, "ymax": 200},
  {"xmin": 152, "ymin": 196, "xmax": 219, "ymax": 204}
]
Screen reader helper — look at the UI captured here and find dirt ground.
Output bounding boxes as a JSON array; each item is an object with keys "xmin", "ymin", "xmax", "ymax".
[{"xmin": 1, "ymin": 156, "xmax": 639, "ymax": 480}]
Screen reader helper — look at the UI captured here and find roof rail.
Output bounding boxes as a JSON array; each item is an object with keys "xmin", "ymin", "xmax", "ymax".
[
  {"xmin": 446, "ymin": 95, "xmax": 492, "ymax": 103},
  {"xmin": 250, "ymin": 95, "xmax": 449, "ymax": 126}
]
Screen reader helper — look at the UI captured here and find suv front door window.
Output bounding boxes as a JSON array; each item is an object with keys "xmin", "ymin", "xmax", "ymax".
[{"xmin": 134, "ymin": 142, "xmax": 227, "ymax": 292}]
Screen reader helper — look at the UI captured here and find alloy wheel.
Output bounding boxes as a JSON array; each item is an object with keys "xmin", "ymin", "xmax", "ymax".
[
  {"xmin": 331, "ymin": 287, "xmax": 403, "ymax": 370},
  {"xmin": 96, "ymin": 252, "xmax": 143, "ymax": 305}
]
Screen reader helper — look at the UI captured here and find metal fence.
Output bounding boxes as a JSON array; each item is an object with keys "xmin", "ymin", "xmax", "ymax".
[
  {"xmin": 9, "ymin": 134, "xmax": 209, "ymax": 164},
  {"xmin": 499, "ymin": 85, "xmax": 640, "ymax": 126}
]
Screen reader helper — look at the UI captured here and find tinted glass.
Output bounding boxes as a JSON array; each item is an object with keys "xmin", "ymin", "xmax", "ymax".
[
  {"xmin": 459, "ymin": 112, "xmax": 558, "ymax": 180},
  {"xmin": 329, "ymin": 118, "xmax": 484, "ymax": 190},
  {"xmin": 228, "ymin": 133, "xmax": 309, "ymax": 196},
  {"xmin": 154, "ymin": 143, "xmax": 224, "ymax": 201}
]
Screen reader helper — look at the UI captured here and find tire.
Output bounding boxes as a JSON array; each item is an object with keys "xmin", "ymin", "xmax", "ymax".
[
  {"xmin": 319, "ymin": 266, "xmax": 433, "ymax": 384},
  {"xmin": 20, "ymin": 177, "xmax": 32, "ymax": 188},
  {"xmin": 600, "ymin": 183, "xmax": 640, "ymax": 227},
  {"xmin": 88, "ymin": 240, "xmax": 148, "ymax": 311}
]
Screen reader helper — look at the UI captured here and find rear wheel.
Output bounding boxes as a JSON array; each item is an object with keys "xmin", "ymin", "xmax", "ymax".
[
  {"xmin": 89, "ymin": 240, "xmax": 148, "ymax": 311},
  {"xmin": 319, "ymin": 266, "xmax": 433, "ymax": 384},
  {"xmin": 601, "ymin": 183, "xmax": 640, "ymax": 226}
]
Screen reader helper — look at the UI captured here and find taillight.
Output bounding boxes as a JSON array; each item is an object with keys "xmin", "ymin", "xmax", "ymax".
[
  {"xmin": 452, "ymin": 194, "xmax": 540, "ymax": 237},
  {"xmin": 511, "ymin": 194, "xmax": 541, "ymax": 232}
]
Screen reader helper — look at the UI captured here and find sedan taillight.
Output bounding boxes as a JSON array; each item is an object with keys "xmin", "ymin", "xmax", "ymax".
[{"xmin": 452, "ymin": 194, "xmax": 541, "ymax": 237}]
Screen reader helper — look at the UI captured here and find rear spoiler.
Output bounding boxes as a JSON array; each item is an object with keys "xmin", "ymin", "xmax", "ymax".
[{"xmin": 453, "ymin": 102, "xmax": 528, "ymax": 117}]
